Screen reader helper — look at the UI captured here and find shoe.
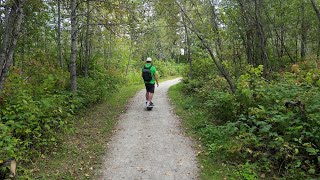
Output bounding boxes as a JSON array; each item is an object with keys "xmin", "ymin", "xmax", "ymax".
[{"xmin": 148, "ymin": 102, "xmax": 154, "ymax": 107}]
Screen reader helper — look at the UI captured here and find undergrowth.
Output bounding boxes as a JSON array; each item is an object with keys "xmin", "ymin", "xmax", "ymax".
[
  {"xmin": 0, "ymin": 58, "xmax": 183, "ymax": 178},
  {"xmin": 169, "ymin": 62, "xmax": 320, "ymax": 179}
]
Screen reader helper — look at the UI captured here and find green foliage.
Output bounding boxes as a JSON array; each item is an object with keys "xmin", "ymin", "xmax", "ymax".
[
  {"xmin": 77, "ymin": 64, "xmax": 121, "ymax": 105},
  {"xmin": 236, "ymin": 162, "xmax": 258, "ymax": 180},
  {"xmin": 154, "ymin": 60, "xmax": 185, "ymax": 78},
  {"xmin": 168, "ymin": 83, "xmax": 240, "ymax": 179},
  {"xmin": 1, "ymin": 53, "xmax": 185, "ymax": 178},
  {"xmin": 1, "ymin": 67, "xmax": 71, "ymax": 161},
  {"xmin": 177, "ymin": 64, "xmax": 320, "ymax": 178},
  {"xmin": 188, "ymin": 58, "xmax": 215, "ymax": 81},
  {"xmin": 234, "ymin": 65, "xmax": 320, "ymax": 178},
  {"xmin": 204, "ymin": 90, "xmax": 238, "ymax": 123},
  {"xmin": 26, "ymin": 81, "xmax": 144, "ymax": 179},
  {"xmin": 0, "ymin": 62, "xmax": 123, "ymax": 176}
]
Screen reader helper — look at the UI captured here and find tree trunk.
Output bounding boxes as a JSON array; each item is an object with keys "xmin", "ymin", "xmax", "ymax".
[
  {"xmin": 254, "ymin": 0, "xmax": 268, "ymax": 76},
  {"xmin": 109, "ymin": 32, "xmax": 112, "ymax": 58},
  {"xmin": 265, "ymin": 13, "xmax": 295, "ymax": 63},
  {"xmin": 21, "ymin": 34, "xmax": 25, "ymax": 70},
  {"xmin": 187, "ymin": 31, "xmax": 192, "ymax": 77},
  {"xmin": 201, "ymin": 36, "xmax": 236, "ymax": 93},
  {"xmin": 279, "ymin": 0, "xmax": 285, "ymax": 58},
  {"xmin": 84, "ymin": 0, "xmax": 90, "ymax": 77},
  {"xmin": 0, "ymin": 0, "xmax": 25, "ymax": 93},
  {"xmin": 310, "ymin": 0, "xmax": 320, "ymax": 73},
  {"xmin": 296, "ymin": 13, "xmax": 300, "ymax": 62},
  {"xmin": 209, "ymin": 2, "xmax": 223, "ymax": 62},
  {"xmin": 125, "ymin": 40, "xmax": 133, "ymax": 76},
  {"xmin": 183, "ymin": 16, "xmax": 192, "ymax": 78},
  {"xmin": 176, "ymin": 1, "xmax": 236, "ymax": 93},
  {"xmin": 58, "ymin": 0, "xmax": 63, "ymax": 68},
  {"xmin": 301, "ymin": 1, "xmax": 307, "ymax": 60},
  {"xmin": 237, "ymin": 0, "xmax": 254, "ymax": 65},
  {"xmin": 79, "ymin": 30, "xmax": 83, "ymax": 73},
  {"xmin": 70, "ymin": 0, "xmax": 77, "ymax": 91}
]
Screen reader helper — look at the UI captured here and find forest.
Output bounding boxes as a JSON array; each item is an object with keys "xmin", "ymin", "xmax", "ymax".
[{"xmin": 0, "ymin": 0, "xmax": 320, "ymax": 179}]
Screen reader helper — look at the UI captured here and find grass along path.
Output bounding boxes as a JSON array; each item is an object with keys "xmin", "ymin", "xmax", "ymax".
[
  {"xmin": 28, "ymin": 83, "xmax": 143, "ymax": 179},
  {"xmin": 168, "ymin": 83, "xmax": 239, "ymax": 180},
  {"xmin": 100, "ymin": 78, "xmax": 198, "ymax": 179},
  {"xmin": 27, "ymin": 77, "xmax": 178, "ymax": 179}
]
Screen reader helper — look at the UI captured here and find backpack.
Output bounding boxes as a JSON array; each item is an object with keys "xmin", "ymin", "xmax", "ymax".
[{"xmin": 142, "ymin": 65, "xmax": 153, "ymax": 82}]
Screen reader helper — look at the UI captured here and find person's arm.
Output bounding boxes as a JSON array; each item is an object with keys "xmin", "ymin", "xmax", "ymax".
[
  {"xmin": 154, "ymin": 73, "xmax": 159, "ymax": 87},
  {"xmin": 141, "ymin": 67, "xmax": 144, "ymax": 78}
]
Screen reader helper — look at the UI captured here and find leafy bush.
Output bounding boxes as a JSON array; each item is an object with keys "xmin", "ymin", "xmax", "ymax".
[
  {"xmin": 204, "ymin": 90, "xmax": 238, "ymax": 123},
  {"xmin": 179, "ymin": 64, "xmax": 320, "ymax": 178},
  {"xmin": 153, "ymin": 60, "xmax": 185, "ymax": 78},
  {"xmin": 1, "ymin": 67, "xmax": 75, "ymax": 163},
  {"xmin": 77, "ymin": 64, "xmax": 120, "ymax": 105},
  {"xmin": 0, "ymin": 62, "xmax": 123, "ymax": 176},
  {"xmin": 234, "ymin": 66, "xmax": 320, "ymax": 177},
  {"xmin": 124, "ymin": 59, "xmax": 185, "ymax": 85},
  {"xmin": 187, "ymin": 58, "xmax": 215, "ymax": 80}
]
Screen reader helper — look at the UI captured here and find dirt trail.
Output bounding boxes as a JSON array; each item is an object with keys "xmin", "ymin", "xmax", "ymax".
[{"xmin": 100, "ymin": 78, "xmax": 198, "ymax": 180}]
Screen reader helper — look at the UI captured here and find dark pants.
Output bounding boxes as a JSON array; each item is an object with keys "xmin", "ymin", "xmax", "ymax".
[{"xmin": 145, "ymin": 83, "xmax": 155, "ymax": 93}]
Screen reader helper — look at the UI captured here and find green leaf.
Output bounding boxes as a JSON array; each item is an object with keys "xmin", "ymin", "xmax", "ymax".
[
  {"xmin": 25, "ymin": 129, "xmax": 31, "ymax": 134},
  {"xmin": 306, "ymin": 147, "xmax": 318, "ymax": 155},
  {"xmin": 294, "ymin": 160, "xmax": 301, "ymax": 168},
  {"xmin": 308, "ymin": 168, "xmax": 315, "ymax": 175}
]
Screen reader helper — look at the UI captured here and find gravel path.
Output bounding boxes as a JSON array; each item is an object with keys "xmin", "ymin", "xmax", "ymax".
[{"xmin": 101, "ymin": 78, "xmax": 199, "ymax": 180}]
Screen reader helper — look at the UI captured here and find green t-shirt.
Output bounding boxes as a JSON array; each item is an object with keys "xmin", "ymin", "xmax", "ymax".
[{"xmin": 142, "ymin": 63, "xmax": 157, "ymax": 84}]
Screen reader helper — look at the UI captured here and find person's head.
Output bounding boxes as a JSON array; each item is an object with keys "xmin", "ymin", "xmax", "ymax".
[{"xmin": 146, "ymin": 57, "xmax": 152, "ymax": 64}]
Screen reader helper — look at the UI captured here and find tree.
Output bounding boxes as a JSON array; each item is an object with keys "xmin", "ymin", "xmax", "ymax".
[
  {"xmin": 310, "ymin": 0, "xmax": 320, "ymax": 73},
  {"xmin": 57, "ymin": 0, "xmax": 63, "ymax": 68},
  {"xmin": 182, "ymin": 14, "xmax": 192, "ymax": 77},
  {"xmin": 84, "ymin": 0, "xmax": 90, "ymax": 77},
  {"xmin": 0, "ymin": 0, "xmax": 25, "ymax": 93},
  {"xmin": 70, "ymin": 0, "xmax": 77, "ymax": 91},
  {"xmin": 301, "ymin": 0, "xmax": 307, "ymax": 60},
  {"xmin": 175, "ymin": 0, "xmax": 236, "ymax": 93}
]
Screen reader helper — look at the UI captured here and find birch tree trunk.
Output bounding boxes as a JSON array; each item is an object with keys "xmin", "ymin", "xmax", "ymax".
[
  {"xmin": 70, "ymin": 0, "xmax": 77, "ymax": 91},
  {"xmin": 0, "ymin": 0, "xmax": 25, "ymax": 93}
]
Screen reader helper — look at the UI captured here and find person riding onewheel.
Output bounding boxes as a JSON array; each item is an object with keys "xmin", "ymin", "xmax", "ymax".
[{"xmin": 142, "ymin": 57, "xmax": 159, "ymax": 108}]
